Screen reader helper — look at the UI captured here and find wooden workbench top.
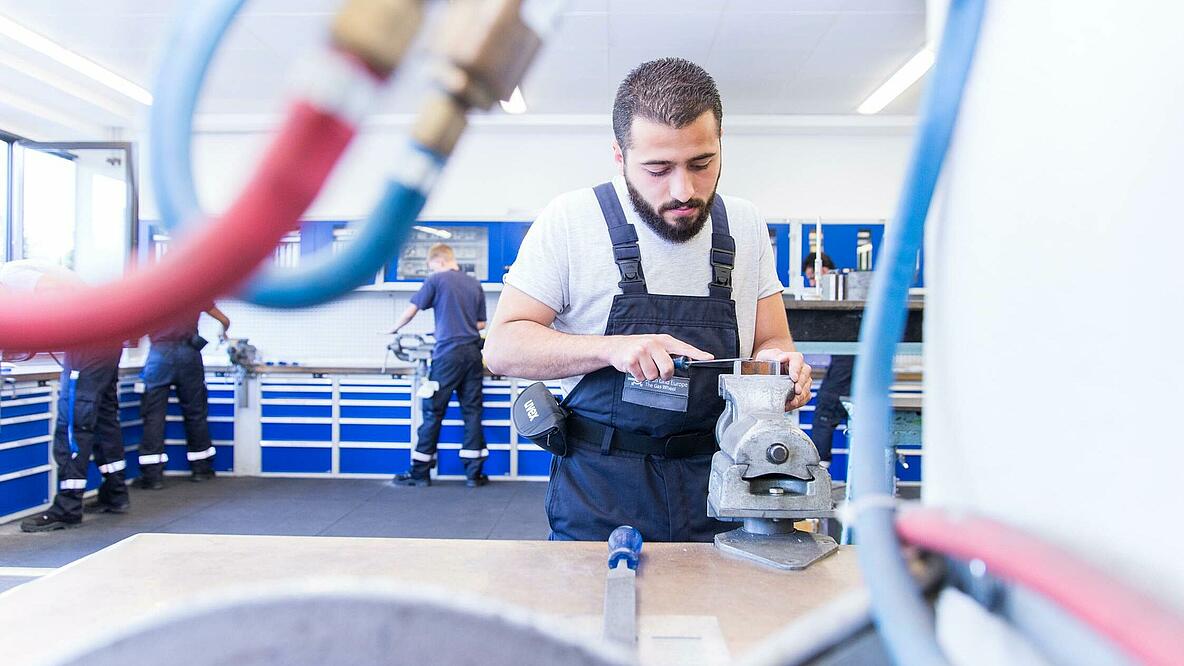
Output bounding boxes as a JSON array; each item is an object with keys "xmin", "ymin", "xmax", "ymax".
[{"xmin": 0, "ymin": 534, "xmax": 861, "ymax": 665}]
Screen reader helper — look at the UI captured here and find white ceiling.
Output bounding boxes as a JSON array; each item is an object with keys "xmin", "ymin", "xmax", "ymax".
[{"xmin": 0, "ymin": 0, "xmax": 925, "ymax": 136}]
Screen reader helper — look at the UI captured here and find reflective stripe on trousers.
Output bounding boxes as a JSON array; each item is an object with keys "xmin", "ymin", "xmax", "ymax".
[
  {"xmin": 187, "ymin": 446, "xmax": 216, "ymax": 461},
  {"xmin": 98, "ymin": 460, "xmax": 126, "ymax": 474}
]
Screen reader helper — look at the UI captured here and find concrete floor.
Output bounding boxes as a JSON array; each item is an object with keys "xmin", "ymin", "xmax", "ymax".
[{"xmin": 0, "ymin": 477, "xmax": 550, "ymax": 591}]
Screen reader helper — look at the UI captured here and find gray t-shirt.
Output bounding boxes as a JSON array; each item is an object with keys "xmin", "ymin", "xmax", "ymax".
[{"xmin": 504, "ymin": 176, "xmax": 784, "ymax": 394}]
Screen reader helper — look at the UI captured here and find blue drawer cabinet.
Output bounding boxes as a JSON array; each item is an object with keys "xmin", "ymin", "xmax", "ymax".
[
  {"xmin": 336, "ymin": 378, "xmax": 414, "ymax": 476},
  {"xmin": 259, "ymin": 379, "xmax": 334, "ymax": 475},
  {"xmin": 248, "ymin": 374, "xmax": 562, "ymax": 481},
  {"xmin": 0, "ymin": 382, "xmax": 54, "ymax": 522}
]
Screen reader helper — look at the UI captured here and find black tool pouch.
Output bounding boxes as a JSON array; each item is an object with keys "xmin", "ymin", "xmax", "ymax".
[
  {"xmin": 189, "ymin": 334, "xmax": 209, "ymax": 351},
  {"xmin": 513, "ymin": 382, "xmax": 568, "ymax": 456}
]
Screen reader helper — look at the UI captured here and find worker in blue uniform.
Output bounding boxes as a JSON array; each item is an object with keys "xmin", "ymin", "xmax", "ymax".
[
  {"xmin": 136, "ymin": 304, "xmax": 230, "ymax": 488},
  {"xmin": 20, "ymin": 345, "xmax": 131, "ymax": 532},
  {"xmin": 0, "ymin": 261, "xmax": 130, "ymax": 532},
  {"xmin": 390, "ymin": 243, "xmax": 489, "ymax": 488},
  {"xmin": 485, "ymin": 58, "xmax": 813, "ymax": 542},
  {"xmin": 804, "ymin": 252, "xmax": 852, "ymax": 463}
]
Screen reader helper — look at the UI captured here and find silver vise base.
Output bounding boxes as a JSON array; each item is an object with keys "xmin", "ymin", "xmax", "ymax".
[{"xmin": 715, "ymin": 520, "xmax": 838, "ymax": 571}]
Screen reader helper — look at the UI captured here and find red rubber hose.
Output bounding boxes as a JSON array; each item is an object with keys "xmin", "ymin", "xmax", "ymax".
[
  {"xmin": 0, "ymin": 100, "xmax": 354, "ymax": 351},
  {"xmin": 896, "ymin": 507, "xmax": 1184, "ymax": 666}
]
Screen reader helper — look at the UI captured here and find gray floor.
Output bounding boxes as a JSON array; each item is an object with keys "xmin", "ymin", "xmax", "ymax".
[{"xmin": 0, "ymin": 477, "xmax": 551, "ymax": 572}]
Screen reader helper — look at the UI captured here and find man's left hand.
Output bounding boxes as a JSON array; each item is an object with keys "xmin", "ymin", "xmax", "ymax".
[{"xmin": 754, "ymin": 348, "xmax": 813, "ymax": 411}]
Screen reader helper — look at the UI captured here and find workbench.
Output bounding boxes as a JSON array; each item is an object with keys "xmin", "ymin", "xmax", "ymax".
[{"xmin": 0, "ymin": 534, "xmax": 861, "ymax": 665}]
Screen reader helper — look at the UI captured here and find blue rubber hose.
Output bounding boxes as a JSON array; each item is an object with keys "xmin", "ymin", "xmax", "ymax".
[
  {"xmin": 149, "ymin": 0, "xmax": 246, "ymax": 238},
  {"xmin": 849, "ymin": 1, "xmax": 986, "ymax": 665},
  {"xmin": 149, "ymin": 0, "xmax": 436, "ymax": 308},
  {"xmin": 239, "ymin": 164, "xmax": 435, "ymax": 307}
]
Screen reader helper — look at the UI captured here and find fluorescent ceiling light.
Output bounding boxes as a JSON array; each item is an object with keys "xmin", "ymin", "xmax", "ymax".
[
  {"xmin": 858, "ymin": 46, "xmax": 934, "ymax": 115},
  {"xmin": 499, "ymin": 86, "xmax": 527, "ymax": 114},
  {"xmin": 413, "ymin": 225, "xmax": 452, "ymax": 239},
  {"xmin": 0, "ymin": 13, "xmax": 153, "ymax": 105}
]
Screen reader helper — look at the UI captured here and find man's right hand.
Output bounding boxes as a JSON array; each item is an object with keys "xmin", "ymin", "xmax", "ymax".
[{"xmin": 604, "ymin": 334, "xmax": 712, "ymax": 382}]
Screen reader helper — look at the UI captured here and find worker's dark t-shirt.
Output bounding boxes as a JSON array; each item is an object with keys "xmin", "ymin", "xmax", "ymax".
[
  {"xmin": 411, "ymin": 270, "xmax": 486, "ymax": 357},
  {"xmin": 150, "ymin": 303, "xmax": 214, "ymax": 343}
]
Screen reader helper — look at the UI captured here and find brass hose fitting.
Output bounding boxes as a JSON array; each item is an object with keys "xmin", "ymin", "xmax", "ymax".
[
  {"xmin": 433, "ymin": 0, "xmax": 543, "ymax": 110},
  {"xmin": 331, "ymin": 0, "xmax": 425, "ymax": 77},
  {"xmin": 414, "ymin": 0, "xmax": 565, "ymax": 155}
]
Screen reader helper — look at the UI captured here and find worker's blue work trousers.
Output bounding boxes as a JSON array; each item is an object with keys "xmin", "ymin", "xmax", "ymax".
[
  {"xmin": 49, "ymin": 350, "xmax": 128, "ymax": 520},
  {"xmin": 411, "ymin": 341, "xmax": 486, "ymax": 480},
  {"xmin": 139, "ymin": 342, "xmax": 215, "ymax": 478}
]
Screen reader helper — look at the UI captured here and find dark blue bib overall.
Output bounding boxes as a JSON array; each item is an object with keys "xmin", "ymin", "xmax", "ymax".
[{"xmin": 546, "ymin": 183, "xmax": 740, "ymax": 542}]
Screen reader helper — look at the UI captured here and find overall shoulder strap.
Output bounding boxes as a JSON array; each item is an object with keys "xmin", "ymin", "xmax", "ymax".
[
  {"xmin": 593, "ymin": 182, "xmax": 647, "ymax": 294},
  {"xmin": 708, "ymin": 195, "xmax": 734, "ymax": 299}
]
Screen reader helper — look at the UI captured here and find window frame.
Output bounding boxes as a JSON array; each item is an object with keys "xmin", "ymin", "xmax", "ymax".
[{"xmin": 12, "ymin": 141, "xmax": 139, "ymax": 264}]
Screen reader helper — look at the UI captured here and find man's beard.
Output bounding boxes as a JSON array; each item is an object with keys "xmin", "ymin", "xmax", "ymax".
[{"xmin": 625, "ymin": 176, "xmax": 717, "ymax": 244}]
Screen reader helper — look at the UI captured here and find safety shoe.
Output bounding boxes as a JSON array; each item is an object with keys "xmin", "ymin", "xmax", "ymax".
[
  {"xmin": 135, "ymin": 476, "xmax": 164, "ymax": 490},
  {"xmin": 84, "ymin": 500, "xmax": 130, "ymax": 514},
  {"xmin": 465, "ymin": 474, "xmax": 490, "ymax": 488},
  {"xmin": 391, "ymin": 473, "xmax": 431, "ymax": 487},
  {"xmin": 20, "ymin": 513, "xmax": 81, "ymax": 533},
  {"xmin": 190, "ymin": 469, "xmax": 216, "ymax": 483}
]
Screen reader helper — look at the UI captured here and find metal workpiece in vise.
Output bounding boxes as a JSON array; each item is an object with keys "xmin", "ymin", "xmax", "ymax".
[
  {"xmin": 412, "ymin": 0, "xmax": 565, "ymax": 156},
  {"xmin": 225, "ymin": 339, "xmax": 258, "ymax": 408},
  {"xmin": 708, "ymin": 361, "xmax": 838, "ymax": 570}
]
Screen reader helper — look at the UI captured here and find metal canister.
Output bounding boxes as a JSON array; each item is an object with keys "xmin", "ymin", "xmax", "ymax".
[
  {"xmin": 820, "ymin": 272, "xmax": 845, "ymax": 300},
  {"xmin": 843, "ymin": 271, "xmax": 875, "ymax": 300}
]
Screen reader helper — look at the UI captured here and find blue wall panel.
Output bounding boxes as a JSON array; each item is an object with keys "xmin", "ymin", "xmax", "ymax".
[
  {"xmin": 0, "ymin": 402, "xmax": 51, "ymax": 418},
  {"xmin": 830, "ymin": 452, "xmax": 848, "ymax": 483},
  {"xmin": 262, "ymin": 404, "xmax": 332, "ymax": 418},
  {"xmin": 164, "ymin": 420, "xmax": 234, "ymax": 441},
  {"xmin": 262, "ymin": 391, "xmax": 332, "ymax": 400},
  {"xmin": 213, "ymin": 447, "xmax": 234, "ymax": 472},
  {"xmin": 262, "ymin": 447, "xmax": 331, "ymax": 473},
  {"xmin": 339, "ymin": 423, "xmax": 411, "ymax": 443},
  {"xmin": 0, "ymin": 472, "xmax": 50, "ymax": 516},
  {"xmin": 484, "ymin": 450, "xmax": 511, "ymax": 476},
  {"xmin": 164, "ymin": 444, "xmax": 190, "ymax": 470},
  {"xmin": 339, "ymin": 391, "xmax": 411, "ymax": 401},
  {"xmin": 485, "ymin": 426, "xmax": 511, "ymax": 444},
  {"xmin": 0, "ymin": 442, "xmax": 48, "ymax": 475},
  {"xmin": 85, "ymin": 464, "xmax": 103, "ymax": 491},
  {"xmin": 896, "ymin": 453, "xmax": 922, "ymax": 483},
  {"xmin": 443, "ymin": 406, "xmax": 511, "ymax": 421},
  {"xmin": 0, "ymin": 419, "xmax": 51, "ymax": 443},
  {"xmin": 340, "ymin": 405, "xmax": 411, "ymax": 419},
  {"xmin": 208, "ymin": 403, "xmax": 235, "ymax": 418},
  {"xmin": 2, "ymin": 390, "xmax": 51, "ymax": 402},
  {"xmin": 437, "ymin": 449, "xmax": 463, "ymax": 476},
  {"xmin": 122, "ymin": 424, "xmax": 143, "ymax": 446},
  {"xmin": 517, "ymin": 449, "xmax": 553, "ymax": 477},
  {"xmin": 122, "ymin": 450, "xmax": 141, "ymax": 478},
  {"xmin": 261, "ymin": 422, "xmax": 331, "ymax": 441},
  {"xmin": 340, "ymin": 447, "xmax": 410, "ymax": 474}
]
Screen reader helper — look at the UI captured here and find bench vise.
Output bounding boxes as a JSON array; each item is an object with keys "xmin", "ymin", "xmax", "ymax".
[{"xmin": 708, "ymin": 361, "xmax": 838, "ymax": 570}]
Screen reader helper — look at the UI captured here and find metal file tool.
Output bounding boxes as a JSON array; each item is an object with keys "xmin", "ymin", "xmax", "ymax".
[
  {"xmin": 672, "ymin": 356, "xmax": 783, "ymax": 375},
  {"xmin": 602, "ymin": 525, "xmax": 643, "ymax": 647}
]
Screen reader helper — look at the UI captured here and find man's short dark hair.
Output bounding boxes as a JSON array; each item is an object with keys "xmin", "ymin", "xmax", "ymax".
[
  {"xmin": 804, "ymin": 252, "xmax": 836, "ymax": 270},
  {"xmin": 612, "ymin": 58, "xmax": 722, "ymax": 151}
]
